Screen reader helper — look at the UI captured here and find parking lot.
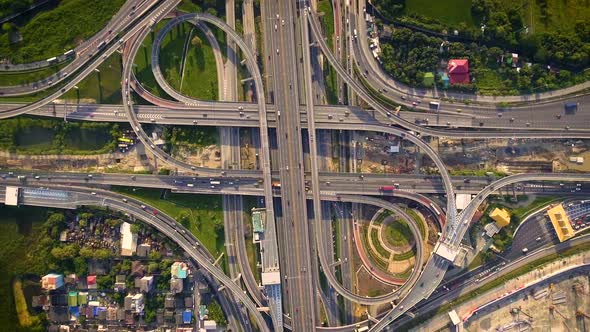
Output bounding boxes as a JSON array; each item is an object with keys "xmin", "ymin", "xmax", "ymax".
[{"xmin": 564, "ymin": 199, "xmax": 590, "ymax": 231}]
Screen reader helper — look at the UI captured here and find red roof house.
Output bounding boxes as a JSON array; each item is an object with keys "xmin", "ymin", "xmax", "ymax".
[
  {"xmin": 87, "ymin": 275, "xmax": 97, "ymax": 289},
  {"xmin": 447, "ymin": 59, "xmax": 470, "ymax": 84}
]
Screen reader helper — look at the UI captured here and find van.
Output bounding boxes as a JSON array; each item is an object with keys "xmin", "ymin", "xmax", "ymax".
[{"xmin": 187, "ymin": 183, "xmax": 194, "ymax": 187}]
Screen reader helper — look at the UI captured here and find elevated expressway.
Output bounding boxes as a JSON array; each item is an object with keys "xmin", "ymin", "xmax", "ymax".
[
  {"xmin": 0, "ymin": 0, "xmax": 162, "ymax": 96},
  {"xmin": 0, "ymin": 0, "xmax": 183, "ymax": 120},
  {"xmin": 0, "ymin": 183, "xmax": 271, "ymax": 332}
]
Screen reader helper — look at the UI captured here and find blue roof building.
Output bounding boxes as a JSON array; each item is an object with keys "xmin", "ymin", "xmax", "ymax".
[{"xmin": 182, "ymin": 310, "xmax": 192, "ymax": 324}]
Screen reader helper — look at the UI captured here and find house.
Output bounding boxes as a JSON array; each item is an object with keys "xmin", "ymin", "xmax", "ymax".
[
  {"xmin": 423, "ymin": 72, "xmax": 435, "ymax": 87},
  {"xmin": 171, "ymin": 278, "xmax": 184, "ymax": 294},
  {"xmin": 489, "ymin": 208, "xmax": 511, "ymax": 228},
  {"xmin": 139, "ymin": 276, "xmax": 154, "ymax": 293},
  {"xmin": 136, "ymin": 243, "xmax": 151, "ymax": 257},
  {"xmin": 48, "ymin": 306, "xmax": 69, "ymax": 323},
  {"xmin": 87, "ymin": 275, "xmax": 97, "ymax": 289},
  {"xmin": 447, "ymin": 59, "xmax": 469, "ymax": 84},
  {"xmin": 130, "ymin": 293, "xmax": 144, "ymax": 314},
  {"xmin": 50, "ymin": 294, "xmax": 68, "ymax": 306},
  {"xmin": 124, "ymin": 294, "xmax": 133, "ymax": 311},
  {"xmin": 107, "ymin": 307, "xmax": 118, "ymax": 321},
  {"xmin": 165, "ymin": 294, "xmax": 175, "ymax": 309},
  {"xmin": 114, "ymin": 274, "xmax": 126, "ymax": 292},
  {"xmin": 67, "ymin": 291, "xmax": 78, "ymax": 307},
  {"xmin": 131, "ymin": 261, "xmax": 146, "ymax": 277},
  {"xmin": 77, "ymin": 292, "xmax": 88, "ymax": 306},
  {"xmin": 202, "ymin": 320, "xmax": 217, "ymax": 331},
  {"xmin": 64, "ymin": 274, "xmax": 77, "ymax": 285},
  {"xmin": 183, "ymin": 310, "xmax": 192, "ymax": 324},
  {"xmin": 184, "ymin": 296, "xmax": 194, "ymax": 309},
  {"xmin": 120, "ymin": 222, "xmax": 138, "ymax": 256},
  {"xmin": 199, "ymin": 305, "xmax": 208, "ymax": 320},
  {"xmin": 171, "ymin": 262, "xmax": 189, "ymax": 279},
  {"xmin": 41, "ymin": 273, "xmax": 64, "ymax": 290}
]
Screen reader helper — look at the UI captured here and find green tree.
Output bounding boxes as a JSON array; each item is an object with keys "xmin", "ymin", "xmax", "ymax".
[
  {"xmin": 191, "ymin": 35, "xmax": 202, "ymax": 47},
  {"xmin": 207, "ymin": 300, "xmax": 227, "ymax": 326}
]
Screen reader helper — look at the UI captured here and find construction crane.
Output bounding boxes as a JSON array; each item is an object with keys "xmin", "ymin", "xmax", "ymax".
[
  {"xmin": 517, "ymin": 306, "xmax": 533, "ymax": 321},
  {"xmin": 550, "ymin": 305, "xmax": 571, "ymax": 331}
]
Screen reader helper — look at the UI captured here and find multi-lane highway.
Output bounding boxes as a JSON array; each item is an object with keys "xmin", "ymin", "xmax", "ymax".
[{"xmin": 4, "ymin": 1, "xmax": 590, "ymax": 331}]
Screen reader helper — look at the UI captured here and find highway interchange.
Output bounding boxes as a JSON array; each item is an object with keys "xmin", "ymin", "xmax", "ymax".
[{"xmin": 3, "ymin": 0, "xmax": 590, "ymax": 331}]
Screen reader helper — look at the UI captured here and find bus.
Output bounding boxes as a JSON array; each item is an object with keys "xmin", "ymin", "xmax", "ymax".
[
  {"xmin": 46, "ymin": 56, "xmax": 57, "ymax": 63},
  {"xmin": 118, "ymin": 137, "xmax": 134, "ymax": 144},
  {"xmin": 380, "ymin": 186, "xmax": 394, "ymax": 191},
  {"xmin": 429, "ymin": 203, "xmax": 441, "ymax": 215},
  {"xmin": 429, "ymin": 101, "xmax": 440, "ymax": 111},
  {"xmin": 210, "ymin": 181, "xmax": 221, "ymax": 185},
  {"xmin": 64, "ymin": 49, "xmax": 76, "ymax": 58}
]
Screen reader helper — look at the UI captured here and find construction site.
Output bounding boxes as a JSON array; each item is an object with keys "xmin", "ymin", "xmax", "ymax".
[
  {"xmin": 432, "ymin": 138, "xmax": 590, "ymax": 174},
  {"xmin": 464, "ymin": 273, "xmax": 590, "ymax": 332}
]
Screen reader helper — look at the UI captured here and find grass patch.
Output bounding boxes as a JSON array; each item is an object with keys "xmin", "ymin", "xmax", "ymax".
[
  {"xmin": 12, "ymin": 278, "xmax": 33, "ymax": 328},
  {"xmin": 360, "ymin": 226, "xmax": 388, "ymax": 271},
  {"xmin": 112, "ymin": 187, "xmax": 227, "ymax": 272},
  {"xmin": 526, "ymin": 0, "xmax": 590, "ymax": 34},
  {"xmin": 467, "ymin": 252, "xmax": 484, "ymax": 271},
  {"xmin": 317, "ymin": 0, "xmax": 335, "ymax": 51},
  {"xmin": 511, "ymin": 196, "xmax": 559, "ymax": 220},
  {"xmin": 0, "ymin": 62, "xmax": 69, "ymax": 87},
  {"xmin": 369, "ymin": 227, "xmax": 390, "ymax": 259},
  {"xmin": 472, "ymin": 68, "xmax": 518, "ymax": 96},
  {"xmin": 62, "ymin": 52, "xmax": 123, "ymax": 104},
  {"xmin": 0, "ymin": 206, "xmax": 48, "ymax": 331},
  {"xmin": 0, "ymin": 0, "xmax": 125, "ymax": 64},
  {"xmin": 159, "ymin": 22, "xmax": 219, "ymax": 100},
  {"xmin": 393, "ymin": 248, "xmax": 416, "ymax": 261},
  {"xmin": 383, "ymin": 220, "xmax": 413, "ymax": 247},
  {"xmin": 404, "ymin": 0, "xmax": 474, "ymax": 26},
  {"xmin": 405, "ymin": 209, "xmax": 426, "ymax": 239},
  {"xmin": 0, "ymin": 116, "xmax": 122, "ymax": 155},
  {"xmin": 133, "ymin": 21, "xmax": 174, "ymax": 101},
  {"xmin": 243, "ymin": 196, "xmax": 261, "ymax": 283}
]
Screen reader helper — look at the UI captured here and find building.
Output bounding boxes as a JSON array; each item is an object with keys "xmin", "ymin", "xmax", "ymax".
[
  {"xmin": 171, "ymin": 262, "xmax": 189, "ymax": 279},
  {"xmin": 4, "ymin": 186, "xmax": 19, "ymax": 206},
  {"xmin": 77, "ymin": 292, "xmax": 88, "ymax": 306},
  {"xmin": 547, "ymin": 204, "xmax": 575, "ymax": 242},
  {"xmin": 139, "ymin": 276, "xmax": 154, "ymax": 293},
  {"xmin": 252, "ymin": 209, "xmax": 265, "ymax": 233},
  {"xmin": 202, "ymin": 320, "xmax": 217, "ymax": 331},
  {"xmin": 120, "ymin": 222, "xmax": 138, "ymax": 256},
  {"xmin": 447, "ymin": 59, "xmax": 470, "ymax": 84},
  {"xmin": 423, "ymin": 72, "xmax": 435, "ymax": 87},
  {"xmin": 87, "ymin": 275, "xmax": 97, "ymax": 290},
  {"xmin": 136, "ymin": 243, "xmax": 151, "ymax": 257},
  {"xmin": 455, "ymin": 194, "xmax": 472, "ymax": 210},
  {"xmin": 170, "ymin": 278, "xmax": 184, "ymax": 294},
  {"xmin": 130, "ymin": 293, "xmax": 144, "ymax": 314},
  {"xmin": 489, "ymin": 208, "xmax": 511, "ymax": 228},
  {"xmin": 41, "ymin": 273, "xmax": 64, "ymax": 290},
  {"xmin": 182, "ymin": 310, "xmax": 192, "ymax": 324},
  {"xmin": 114, "ymin": 274, "xmax": 126, "ymax": 292},
  {"xmin": 67, "ymin": 291, "xmax": 78, "ymax": 307}
]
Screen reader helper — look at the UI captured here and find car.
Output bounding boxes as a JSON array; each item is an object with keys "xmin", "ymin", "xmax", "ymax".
[
  {"xmin": 122, "ymin": 198, "xmax": 128, "ymax": 203},
  {"xmin": 276, "ymin": 48, "xmax": 279, "ymax": 54},
  {"xmin": 140, "ymin": 205, "xmax": 146, "ymax": 209},
  {"xmin": 35, "ymin": 175, "xmax": 40, "ymax": 179},
  {"xmin": 152, "ymin": 210, "xmax": 158, "ymax": 215},
  {"xmin": 281, "ymin": 19, "xmax": 285, "ymax": 25},
  {"xmin": 522, "ymin": 247, "xmax": 528, "ymax": 253},
  {"xmin": 412, "ymin": 102, "xmax": 417, "ymax": 107},
  {"xmin": 131, "ymin": 175, "xmax": 136, "ymax": 180},
  {"xmin": 91, "ymin": 192, "xmax": 97, "ymax": 195},
  {"xmin": 274, "ymin": 24, "xmax": 277, "ymax": 30}
]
